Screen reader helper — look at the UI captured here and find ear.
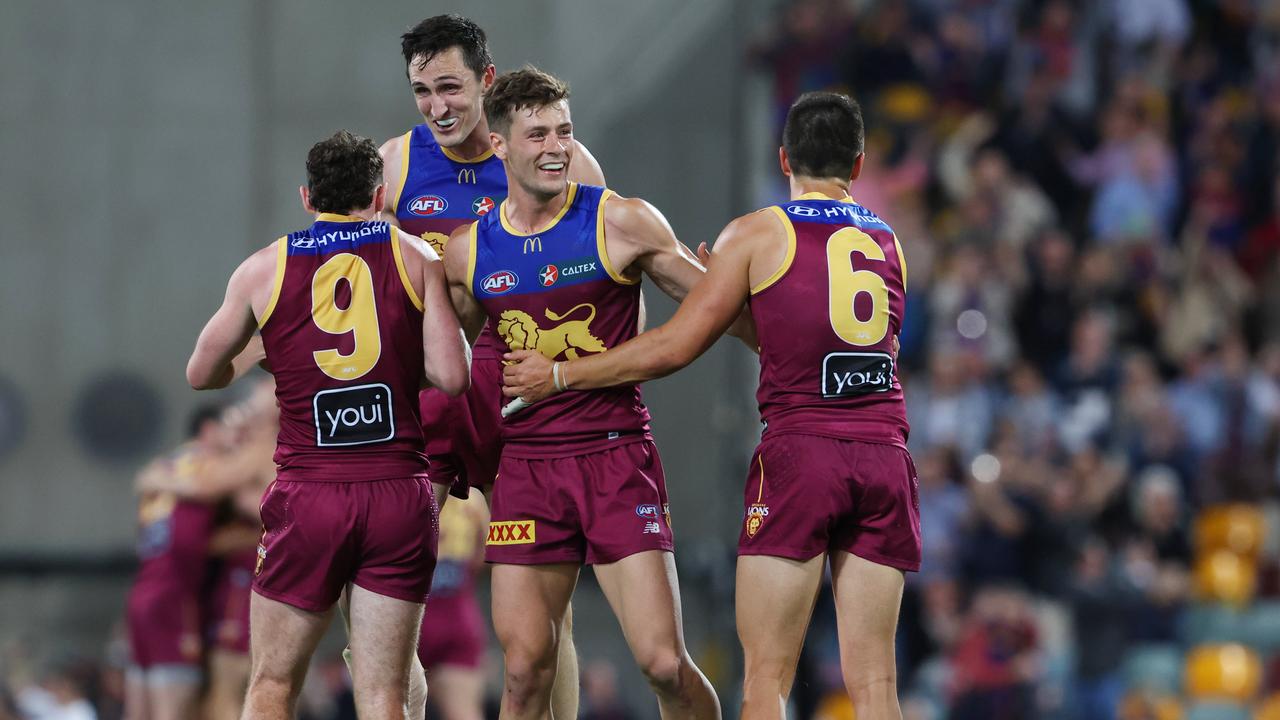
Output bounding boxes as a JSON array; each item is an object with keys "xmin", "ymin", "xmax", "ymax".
[
  {"xmin": 779, "ymin": 147, "xmax": 792, "ymax": 178},
  {"xmin": 850, "ymin": 153, "xmax": 865, "ymax": 182},
  {"xmin": 299, "ymin": 185, "xmax": 316, "ymax": 213},
  {"xmin": 373, "ymin": 183, "xmax": 387, "ymax": 214},
  {"xmin": 490, "ymin": 131, "xmax": 507, "ymax": 161},
  {"xmin": 481, "ymin": 64, "xmax": 496, "ymax": 92}
]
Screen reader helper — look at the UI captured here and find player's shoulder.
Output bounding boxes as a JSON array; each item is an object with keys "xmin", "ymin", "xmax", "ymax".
[
  {"xmin": 600, "ymin": 192, "xmax": 668, "ymax": 236},
  {"xmin": 714, "ymin": 206, "xmax": 788, "ymax": 249},
  {"xmin": 230, "ymin": 238, "xmax": 283, "ymax": 290}
]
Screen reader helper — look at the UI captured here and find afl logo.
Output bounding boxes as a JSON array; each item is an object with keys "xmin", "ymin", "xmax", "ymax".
[
  {"xmin": 786, "ymin": 204, "xmax": 819, "ymax": 217},
  {"xmin": 472, "ymin": 196, "xmax": 495, "ymax": 216},
  {"xmin": 539, "ymin": 264, "xmax": 559, "ymax": 287},
  {"xmin": 481, "ymin": 270, "xmax": 519, "ymax": 295},
  {"xmin": 408, "ymin": 195, "xmax": 448, "ymax": 216}
]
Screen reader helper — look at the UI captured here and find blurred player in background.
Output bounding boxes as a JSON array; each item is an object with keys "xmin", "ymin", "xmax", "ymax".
[
  {"xmin": 123, "ymin": 406, "xmax": 223, "ymax": 720},
  {"xmin": 502, "ymin": 92, "xmax": 917, "ymax": 720},
  {"xmin": 203, "ymin": 384, "xmax": 277, "ymax": 720},
  {"xmin": 381, "ymin": 15, "xmax": 605, "ymax": 717},
  {"xmin": 418, "ymin": 489, "xmax": 489, "ymax": 720},
  {"xmin": 186, "ymin": 130, "xmax": 469, "ymax": 718},
  {"xmin": 443, "ymin": 67, "xmax": 737, "ymax": 720}
]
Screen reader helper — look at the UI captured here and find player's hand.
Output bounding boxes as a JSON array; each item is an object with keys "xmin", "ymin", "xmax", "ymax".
[
  {"xmin": 696, "ymin": 242, "xmax": 711, "ymax": 267},
  {"xmin": 501, "ymin": 350, "xmax": 557, "ymax": 403}
]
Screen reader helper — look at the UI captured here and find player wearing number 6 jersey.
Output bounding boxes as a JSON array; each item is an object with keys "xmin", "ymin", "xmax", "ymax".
[
  {"xmin": 186, "ymin": 130, "xmax": 469, "ymax": 719},
  {"xmin": 502, "ymin": 92, "xmax": 918, "ymax": 720}
]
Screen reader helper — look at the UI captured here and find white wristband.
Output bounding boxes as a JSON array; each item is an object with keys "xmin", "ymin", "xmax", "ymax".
[{"xmin": 552, "ymin": 361, "xmax": 565, "ymax": 392}]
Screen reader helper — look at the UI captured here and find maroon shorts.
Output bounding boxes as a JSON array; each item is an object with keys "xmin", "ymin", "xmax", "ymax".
[
  {"xmin": 421, "ymin": 357, "xmax": 503, "ymax": 498},
  {"xmin": 253, "ymin": 476, "xmax": 439, "ymax": 611},
  {"xmin": 419, "ymin": 592, "xmax": 486, "ymax": 670},
  {"xmin": 486, "ymin": 439, "xmax": 674, "ymax": 565},
  {"xmin": 125, "ymin": 583, "xmax": 203, "ymax": 669},
  {"xmin": 209, "ymin": 549, "xmax": 255, "ymax": 655},
  {"xmin": 737, "ymin": 434, "xmax": 921, "ymax": 572}
]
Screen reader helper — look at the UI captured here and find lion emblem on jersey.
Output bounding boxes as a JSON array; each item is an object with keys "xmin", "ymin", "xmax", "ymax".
[
  {"xmin": 497, "ymin": 303, "xmax": 607, "ymax": 360},
  {"xmin": 421, "ymin": 231, "xmax": 449, "ymax": 256}
]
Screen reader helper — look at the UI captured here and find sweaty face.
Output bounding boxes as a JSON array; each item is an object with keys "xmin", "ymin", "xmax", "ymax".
[
  {"xmin": 498, "ymin": 101, "xmax": 574, "ymax": 200},
  {"xmin": 408, "ymin": 47, "xmax": 487, "ymax": 148}
]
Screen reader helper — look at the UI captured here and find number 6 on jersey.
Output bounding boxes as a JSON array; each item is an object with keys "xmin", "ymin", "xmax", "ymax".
[{"xmin": 827, "ymin": 226, "xmax": 889, "ymax": 347}]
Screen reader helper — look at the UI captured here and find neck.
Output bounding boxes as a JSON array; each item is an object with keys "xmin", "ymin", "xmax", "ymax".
[
  {"xmin": 447, "ymin": 118, "xmax": 493, "ymax": 161},
  {"xmin": 317, "ymin": 207, "xmax": 376, "ymax": 221},
  {"xmin": 789, "ymin": 176, "xmax": 851, "ymax": 200},
  {"xmin": 503, "ymin": 175, "xmax": 570, "ymax": 234}
]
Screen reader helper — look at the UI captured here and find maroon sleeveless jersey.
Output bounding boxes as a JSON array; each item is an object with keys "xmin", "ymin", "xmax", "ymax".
[
  {"xmin": 750, "ymin": 194, "xmax": 910, "ymax": 447},
  {"xmin": 470, "ymin": 183, "xmax": 651, "ymax": 456},
  {"xmin": 258, "ymin": 214, "xmax": 428, "ymax": 481}
]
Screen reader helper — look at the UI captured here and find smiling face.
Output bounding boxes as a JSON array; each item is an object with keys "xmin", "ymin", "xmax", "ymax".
[
  {"xmin": 491, "ymin": 100, "xmax": 574, "ymax": 201},
  {"xmin": 407, "ymin": 46, "xmax": 495, "ymax": 149}
]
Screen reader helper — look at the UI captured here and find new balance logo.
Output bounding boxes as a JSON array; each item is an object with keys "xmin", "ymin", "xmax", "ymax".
[{"xmin": 487, "ymin": 520, "xmax": 536, "ymax": 545}]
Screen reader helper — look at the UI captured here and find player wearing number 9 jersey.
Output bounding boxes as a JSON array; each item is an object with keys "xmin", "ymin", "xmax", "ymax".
[
  {"xmin": 500, "ymin": 92, "xmax": 917, "ymax": 720},
  {"xmin": 186, "ymin": 130, "xmax": 469, "ymax": 719}
]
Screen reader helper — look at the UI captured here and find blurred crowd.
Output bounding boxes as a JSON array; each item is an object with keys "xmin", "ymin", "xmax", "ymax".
[{"xmin": 753, "ymin": 0, "xmax": 1280, "ymax": 718}]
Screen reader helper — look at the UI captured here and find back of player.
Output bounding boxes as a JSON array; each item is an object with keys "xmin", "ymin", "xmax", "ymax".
[
  {"xmin": 255, "ymin": 193, "xmax": 436, "ymax": 609},
  {"xmin": 185, "ymin": 130, "xmax": 466, "ymax": 718},
  {"xmin": 742, "ymin": 193, "xmax": 918, "ymax": 570}
]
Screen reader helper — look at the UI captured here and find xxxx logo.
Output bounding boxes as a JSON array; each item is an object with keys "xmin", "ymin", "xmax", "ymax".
[{"xmin": 487, "ymin": 520, "xmax": 536, "ymax": 545}]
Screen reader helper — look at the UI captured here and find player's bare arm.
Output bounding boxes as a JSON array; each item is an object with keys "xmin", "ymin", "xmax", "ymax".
[
  {"xmin": 567, "ymin": 139, "xmax": 604, "ymax": 185},
  {"xmin": 502, "ymin": 210, "xmax": 771, "ymax": 403},
  {"xmin": 377, "ymin": 135, "xmax": 407, "ymax": 227},
  {"xmin": 601, "ymin": 195, "xmax": 756, "ymax": 346},
  {"xmin": 186, "ymin": 243, "xmax": 276, "ymax": 390},
  {"xmin": 442, "ymin": 222, "xmax": 488, "ymax": 344},
  {"xmin": 399, "ymin": 228, "xmax": 471, "ymax": 396}
]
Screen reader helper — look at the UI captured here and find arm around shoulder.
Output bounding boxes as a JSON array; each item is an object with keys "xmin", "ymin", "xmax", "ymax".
[
  {"xmin": 569, "ymin": 139, "xmax": 605, "ymax": 186},
  {"xmin": 406, "ymin": 230, "xmax": 470, "ymax": 397}
]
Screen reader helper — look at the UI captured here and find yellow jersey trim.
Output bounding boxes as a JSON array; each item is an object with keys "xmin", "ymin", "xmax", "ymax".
[
  {"xmin": 315, "ymin": 213, "xmax": 366, "ymax": 223},
  {"xmin": 751, "ymin": 207, "xmax": 797, "ymax": 295},
  {"xmin": 390, "ymin": 131, "xmax": 412, "ymax": 214},
  {"xmin": 893, "ymin": 233, "xmax": 907, "ymax": 288},
  {"xmin": 390, "ymin": 228, "xmax": 424, "ymax": 312},
  {"xmin": 257, "ymin": 238, "xmax": 288, "ymax": 329},
  {"xmin": 499, "ymin": 182, "xmax": 578, "ymax": 237},
  {"xmin": 797, "ymin": 191, "xmax": 855, "ymax": 204},
  {"xmin": 595, "ymin": 189, "xmax": 637, "ymax": 285},
  {"xmin": 441, "ymin": 144, "xmax": 495, "ymax": 164},
  {"xmin": 466, "ymin": 222, "xmax": 479, "ymax": 292}
]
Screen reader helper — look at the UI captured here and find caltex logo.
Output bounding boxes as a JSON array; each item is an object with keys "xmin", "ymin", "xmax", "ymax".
[
  {"xmin": 539, "ymin": 264, "xmax": 559, "ymax": 287},
  {"xmin": 472, "ymin": 196, "xmax": 495, "ymax": 216}
]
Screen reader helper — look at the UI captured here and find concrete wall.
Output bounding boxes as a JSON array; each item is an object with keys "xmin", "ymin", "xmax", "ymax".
[{"xmin": 1, "ymin": 0, "xmax": 780, "ymax": 709}]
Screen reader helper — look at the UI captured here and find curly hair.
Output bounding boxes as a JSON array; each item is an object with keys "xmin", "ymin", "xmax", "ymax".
[
  {"xmin": 483, "ymin": 66, "xmax": 570, "ymax": 137},
  {"xmin": 304, "ymin": 130, "xmax": 383, "ymax": 214}
]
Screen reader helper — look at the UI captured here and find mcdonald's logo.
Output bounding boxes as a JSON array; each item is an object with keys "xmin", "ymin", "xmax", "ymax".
[
  {"xmin": 457, "ymin": 168, "xmax": 477, "ymax": 184},
  {"xmin": 523, "ymin": 236, "xmax": 542, "ymax": 254}
]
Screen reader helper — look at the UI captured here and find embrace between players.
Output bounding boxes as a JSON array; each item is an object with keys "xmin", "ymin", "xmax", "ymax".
[{"xmin": 184, "ymin": 14, "xmax": 919, "ymax": 720}]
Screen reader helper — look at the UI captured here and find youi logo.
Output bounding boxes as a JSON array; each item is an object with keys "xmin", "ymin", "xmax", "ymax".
[{"xmin": 408, "ymin": 195, "xmax": 448, "ymax": 217}]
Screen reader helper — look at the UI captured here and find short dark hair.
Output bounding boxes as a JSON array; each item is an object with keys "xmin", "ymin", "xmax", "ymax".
[
  {"xmin": 401, "ymin": 14, "xmax": 493, "ymax": 77},
  {"xmin": 484, "ymin": 66, "xmax": 570, "ymax": 137},
  {"xmin": 305, "ymin": 130, "xmax": 383, "ymax": 214},
  {"xmin": 782, "ymin": 92, "xmax": 865, "ymax": 179}
]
